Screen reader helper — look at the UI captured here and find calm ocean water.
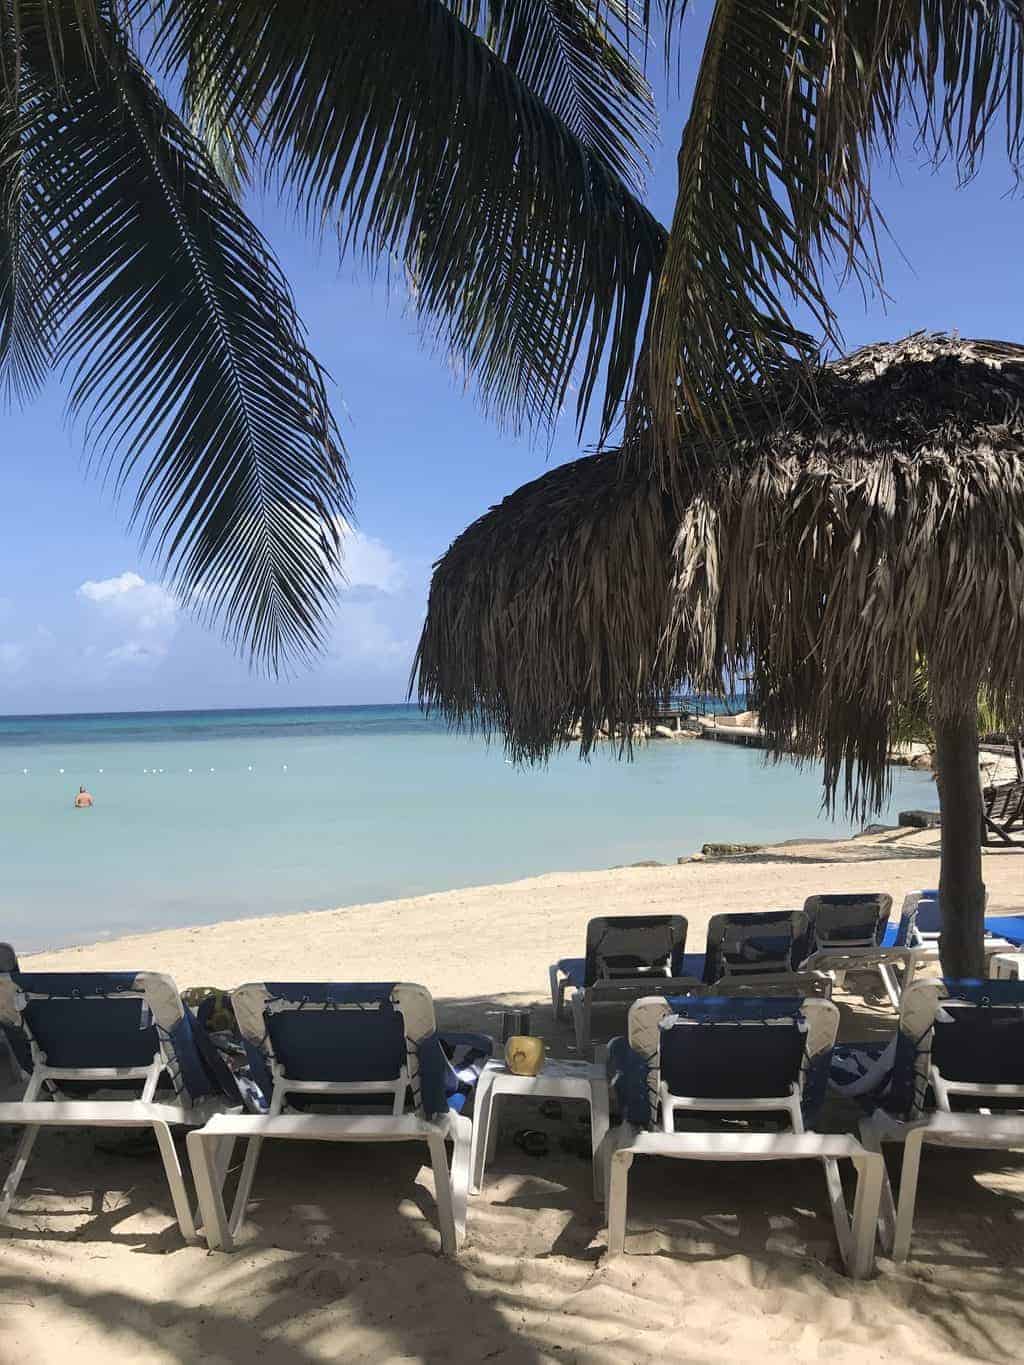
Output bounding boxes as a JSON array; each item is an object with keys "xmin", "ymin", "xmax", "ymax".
[{"xmin": 0, "ymin": 704, "xmax": 935, "ymax": 952}]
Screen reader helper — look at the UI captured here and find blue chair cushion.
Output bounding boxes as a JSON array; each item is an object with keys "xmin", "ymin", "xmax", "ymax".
[
  {"xmin": 607, "ymin": 1035, "xmax": 650, "ymax": 1126},
  {"xmin": 555, "ymin": 958, "xmax": 586, "ymax": 987},
  {"xmin": 983, "ymin": 916, "xmax": 1024, "ymax": 946}
]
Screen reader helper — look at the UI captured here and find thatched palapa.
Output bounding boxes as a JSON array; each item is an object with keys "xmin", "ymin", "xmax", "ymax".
[{"xmin": 416, "ymin": 335, "xmax": 1024, "ymax": 975}]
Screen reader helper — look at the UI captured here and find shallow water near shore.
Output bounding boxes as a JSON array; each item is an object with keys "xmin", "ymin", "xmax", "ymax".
[{"xmin": 0, "ymin": 704, "xmax": 935, "ymax": 952}]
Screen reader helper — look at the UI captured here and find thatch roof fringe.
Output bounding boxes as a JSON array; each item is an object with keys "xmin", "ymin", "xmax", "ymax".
[{"xmin": 415, "ymin": 334, "xmax": 1024, "ymax": 816}]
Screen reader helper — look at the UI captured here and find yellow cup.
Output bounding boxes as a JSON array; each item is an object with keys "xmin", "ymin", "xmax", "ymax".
[{"xmin": 505, "ymin": 1035, "xmax": 545, "ymax": 1076}]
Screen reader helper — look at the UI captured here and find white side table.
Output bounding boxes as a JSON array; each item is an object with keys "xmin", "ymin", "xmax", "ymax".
[{"xmin": 470, "ymin": 1058, "xmax": 610, "ymax": 1201}]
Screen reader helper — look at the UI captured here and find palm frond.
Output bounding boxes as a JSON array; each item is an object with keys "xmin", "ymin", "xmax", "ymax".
[
  {"xmin": 148, "ymin": 0, "xmax": 666, "ymax": 437},
  {"xmin": 0, "ymin": 0, "xmax": 104, "ymax": 92},
  {"xmin": 446, "ymin": 0, "xmax": 656, "ymax": 191},
  {"xmin": 12, "ymin": 6, "xmax": 349, "ymax": 669},
  {"xmin": 636, "ymin": 0, "xmax": 883, "ymax": 457},
  {"xmin": 0, "ymin": 99, "xmax": 61, "ymax": 398},
  {"xmin": 639, "ymin": 0, "xmax": 1024, "ymax": 457}
]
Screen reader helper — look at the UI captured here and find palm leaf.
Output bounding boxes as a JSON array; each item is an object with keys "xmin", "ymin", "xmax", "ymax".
[
  {"xmin": 0, "ymin": 0, "xmax": 104, "ymax": 91},
  {"xmin": 10, "ymin": 5, "xmax": 349, "ymax": 669},
  {"xmin": 639, "ymin": 0, "xmax": 1024, "ymax": 457},
  {"xmin": 445, "ymin": 0, "xmax": 656, "ymax": 191},
  {"xmin": 148, "ymin": 0, "xmax": 666, "ymax": 437}
]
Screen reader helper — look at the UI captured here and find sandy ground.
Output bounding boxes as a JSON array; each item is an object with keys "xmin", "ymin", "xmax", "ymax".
[{"xmin": 3, "ymin": 829, "xmax": 1024, "ymax": 1363}]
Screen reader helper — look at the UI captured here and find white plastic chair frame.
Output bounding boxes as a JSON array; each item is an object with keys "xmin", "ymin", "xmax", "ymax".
[
  {"xmin": 0, "ymin": 972, "xmax": 231, "ymax": 1240},
  {"xmin": 570, "ymin": 975, "xmax": 703, "ymax": 1053},
  {"xmin": 801, "ymin": 945, "xmax": 919, "ymax": 1010},
  {"xmin": 187, "ymin": 982, "xmax": 472, "ymax": 1255},
  {"xmin": 860, "ymin": 980, "xmax": 1024, "ymax": 1261},
  {"xmin": 605, "ymin": 995, "xmax": 884, "ymax": 1278}
]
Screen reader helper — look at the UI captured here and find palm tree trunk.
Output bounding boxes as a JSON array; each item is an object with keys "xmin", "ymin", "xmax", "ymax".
[{"xmin": 934, "ymin": 706, "xmax": 987, "ymax": 979}]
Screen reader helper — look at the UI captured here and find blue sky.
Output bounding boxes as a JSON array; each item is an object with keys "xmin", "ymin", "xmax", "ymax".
[{"xmin": 0, "ymin": 51, "xmax": 1021, "ymax": 715}]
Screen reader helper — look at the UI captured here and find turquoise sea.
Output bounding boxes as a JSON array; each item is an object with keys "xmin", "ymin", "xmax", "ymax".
[{"xmin": 0, "ymin": 705, "xmax": 935, "ymax": 953}]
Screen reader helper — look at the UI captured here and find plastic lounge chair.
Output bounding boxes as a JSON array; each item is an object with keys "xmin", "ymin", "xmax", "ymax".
[
  {"xmin": 604, "ymin": 994, "xmax": 884, "ymax": 1277},
  {"xmin": 982, "ymin": 777, "xmax": 1024, "ymax": 845},
  {"xmin": 549, "ymin": 914, "xmax": 689, "ymax": 1024},
  {"xmin": 553, "ymin": 916, "xmax": 699, "ymax": 1052},
  {"xmin": 0, "ymin": 971, "xmax": 234, "ymax": 1238},
  {"xmin": 187, "ymin": 981, "xmax": 484, "ymax": 1255},
  {"xmin": 682, "ymin": 909, "xmax": 812, "ymax": 984},
  {"xmin": 798, "ymin": 893, "xmax": 915, "ymax": 1008},
  {"xmin": 882, "ymin": 890, "xmax": 1019, "ymax": 968},
  {"xmin": 849, "ymin": 979, "xmax": 1024, "ymax": 1261}
]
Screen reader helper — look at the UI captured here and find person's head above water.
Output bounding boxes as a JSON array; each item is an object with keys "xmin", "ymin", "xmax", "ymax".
[{"xmin": 79, "ymin": 785, "xmax": 87, "ymax": 793}]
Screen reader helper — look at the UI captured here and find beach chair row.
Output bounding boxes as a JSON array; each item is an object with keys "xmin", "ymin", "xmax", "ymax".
[
  {"xmin": 551, "ymin": 890, "xmax": 1024, "ymax": 1048},
  {"xmin": 2, "ymin": 892, "xmax": 1024, "ymax": 1275}
]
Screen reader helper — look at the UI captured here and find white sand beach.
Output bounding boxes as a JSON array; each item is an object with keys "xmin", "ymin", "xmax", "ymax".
[{"xmin": 4, "ymin": 830, "xmax": 1024, "ymax": 1363}]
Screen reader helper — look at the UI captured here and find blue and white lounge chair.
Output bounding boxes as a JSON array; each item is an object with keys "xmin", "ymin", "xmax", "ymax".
[
  {"xmin": 0, "ymin": 971, "xmax": 234, "ymax": 1238},
  {"xmin": 604, "ymin": 994, "xmax": 884, "ymax": 1277},
  {"xmin": 847, "ymin": 979, "xmax": 1024, "ymax": 1261},
  {"xmin": 681, "ymin": 909, "xmax": 813, "ymax": 984},
  {"xmin": 548, "ymin": 916, "xmax": 698, "ymax": 1051},
  {"xmin": 882, "ymin": 889, "xmax": 1022, "ymax": 964},
  {"xmin": 549, "ymin": 914, "xmax": 689, "ymax": 1018},
  {"xmin": 798, "ymin": 893, "xmax": 916, "ymax": 1008},
  {"xmin": 187, "ymin": 982, "xmax": 485, "ymax": 1255}
]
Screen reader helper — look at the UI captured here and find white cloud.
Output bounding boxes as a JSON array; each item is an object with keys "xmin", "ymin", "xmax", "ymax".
[
  {"xmin": 343, "ymin": 529, "xmax": 405, "ymax": 595},
  {"xmin": 77, "ymin": 572, "xmax": 178, "ymax": 631},
  {"xmin": 330, "ymin": 600, "xmax": 410, "ymax": 668},
  {"xmin": 105, "ymin": 641, "xmax": 169, "ymax": 667}
]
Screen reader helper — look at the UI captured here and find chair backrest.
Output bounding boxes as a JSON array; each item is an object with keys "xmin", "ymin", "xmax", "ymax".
[
  {"xmin": 933, "ymin": 980, "xmax": 1024, "ymax": 1089},
  {"xmin": 621, "ymin": 993, "xmax": 838, "ymax": 1128},
  {"xmin": 891, "ymin": 891, "xmax": 941, "ymax": 945},
  {"xmin": 802, "ymin": 893, "xmax": 892, "ymax": 951},
  {"xmin": 0, "ymin": 971, "xmax": 213, "ymax": 1104},
  {"xmin": 583, "ymin": 915, "xmax": 687, "ymax": 988},
  {"xmin": 231, "ymin": 981, "xmax": 455, "ymax": 1119},
  {"xmin": 702, "ymin": 910, "xmax": 810, "ymax": 984},
  {"xmin": 985, "ymin": 780, "xmax": 1024, "ymax": 825}
]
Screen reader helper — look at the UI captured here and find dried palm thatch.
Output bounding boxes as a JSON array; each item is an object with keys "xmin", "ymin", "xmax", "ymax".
[
  {"xmin": 414, "ymin": 447, "xmax": 681, "ymax": 760},
  {"xmin": 416, "ymin": 334, "xmax": 1024, "ymax": 818}
]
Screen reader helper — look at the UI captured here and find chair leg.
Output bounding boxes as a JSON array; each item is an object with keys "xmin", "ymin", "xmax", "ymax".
[
  {"xmin": 877, "ymin": 963, "xmax": 902, "ymax": 1010},
  {"xmin": 426, "ymin": 1131, "xmax": 458, "ymax": 1256},
  {"xmin": 590, "ymin": 1079, "xmax": 610, "ymax": 1203},
  {"xmin": 229, "ymin": 1135, "xmax": 264, "ymax": 1238},
  {"xmin": 0, "ymin": 1124, "xmax": 40, "ymax": 1219},
  {"xmin": 859, "ymin": 1122, "xmax": 897, "ymax": 1254},
  {"xmin": 848, "ymin": 1154, "xmax": 884, "ymax": 1279},
  {"xmin": 606, "ymin": 1148, "xmax": 634, "ymax": 1256},
  {"xmin": 892, "ymin": 1129, "xmax": 926, "ymax": 1262},
  {"xmin": 152, "ymin": 1122, "xmax": 197, "ymax": 1240},
  {"xmin": 449, "ymin": 1119, "xmax": 472, "ymax": 1250},
  {"xmin": 571, "ymin": 992, "xmax": 591, "ymax": 1053},
  {"xmin": 821, "ymin": 1155, "xmax": 882, "ymax": 1279},
  {"xmin": 186, "ymin": 1129, "xmax": 233, "ymax": 1252},
  {"xmin": 470, "ymin": 1068, "xmax": 496, "ymax": 1195},
  {"xmin": 549, "ymin": 965, "xmax": 563, "ymax": 1020}
]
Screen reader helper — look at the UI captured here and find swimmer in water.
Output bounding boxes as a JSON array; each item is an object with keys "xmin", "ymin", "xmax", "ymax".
[{"xmin": 74, "ymin": 786, "xmax": 94, "ymax": 809}]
